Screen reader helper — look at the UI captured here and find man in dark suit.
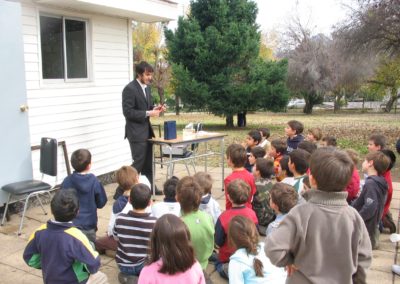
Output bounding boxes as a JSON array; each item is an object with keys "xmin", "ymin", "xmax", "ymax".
[{"xmin": 122, "ymin": 61, "xmax": 165, "ymax": 193}]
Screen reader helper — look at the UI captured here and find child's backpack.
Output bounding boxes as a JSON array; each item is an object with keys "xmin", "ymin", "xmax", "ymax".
[{"xmin": 252, "ymin": 179, "xmax": 275, "ymax": 228}]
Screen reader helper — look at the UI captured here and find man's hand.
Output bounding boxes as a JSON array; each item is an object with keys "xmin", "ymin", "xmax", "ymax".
[
  {"xmin": 285, "ymin": 264, "xmax": 298, "ymax": 277},
  {"xmin": 154, "ymin": 104, "xmax": 167, "ymax": 112},
  {"xmin": 148, "ymin": 109, "xmax": 162, "ymax": 117}
]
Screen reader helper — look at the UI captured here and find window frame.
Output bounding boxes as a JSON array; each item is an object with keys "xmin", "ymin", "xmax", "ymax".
[{"xmin": 39, "ymin": 12, "xmax": 92, "ymax": 83}]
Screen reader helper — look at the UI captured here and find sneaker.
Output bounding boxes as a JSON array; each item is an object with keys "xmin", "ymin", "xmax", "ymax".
[
  {"xmin": 383, "ymin": 213, "xmax": 397, "ymax": 234},
  {"xmin": 392, "ymin": 264, "xmax": 400, "ymax": 275}
]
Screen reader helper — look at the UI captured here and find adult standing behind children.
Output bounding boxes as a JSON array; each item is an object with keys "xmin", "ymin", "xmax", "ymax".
[
  {"xmin": 122, "ymin": 61, "xmax": 166, "ymax": 189},
  {"xmin": 61, "ymin": 149, "xmax": 107, "ymax": 243}
]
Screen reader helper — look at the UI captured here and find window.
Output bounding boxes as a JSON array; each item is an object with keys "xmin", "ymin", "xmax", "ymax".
[{"xmin": 40, "ymin": 15, "xmax": 88, "ymax": 80}]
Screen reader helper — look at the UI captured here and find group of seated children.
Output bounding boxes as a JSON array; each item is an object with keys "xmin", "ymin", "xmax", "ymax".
[{"xmin": 23, "ymin": 121, "xmax": 397, "ymax": 283}]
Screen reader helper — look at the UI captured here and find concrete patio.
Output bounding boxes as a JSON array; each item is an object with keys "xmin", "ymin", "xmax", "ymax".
[{"xmin": 0, "ymin": 163, "xmax": 399, "ymax": 283}]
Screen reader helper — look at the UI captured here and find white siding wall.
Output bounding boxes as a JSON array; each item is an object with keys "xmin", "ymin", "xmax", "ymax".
[{"xmin": 20, "ymin": 1, "xmax": 133, "ymax": 181}]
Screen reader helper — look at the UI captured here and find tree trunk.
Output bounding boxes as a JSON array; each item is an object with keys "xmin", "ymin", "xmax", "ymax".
[
  {"xmin": 334, "ymin": 95, "xmax": 341, "ymax": 113},
  {"xmin": 384, "ymin": 89, "xmax": 398, "ymax": 113},
  {"xmin": 303, "ymin": 102, "xmax": 313, "ymax": 114},
  {"xmin": 226, "ymin": 115, "xmax": 234, "ymax": 127},
  {"xmin": 157, "ymin": 87, "xmax": 165, "ymax": 117},
  {"xmin": 175, "ymin": 95, "xmax": 180, "ymax": 116}
]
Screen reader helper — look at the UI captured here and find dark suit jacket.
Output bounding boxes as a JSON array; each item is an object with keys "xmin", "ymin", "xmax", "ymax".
[{"xmin": 122, "ymin": 79, "xmax": 155, "ymax": 142}]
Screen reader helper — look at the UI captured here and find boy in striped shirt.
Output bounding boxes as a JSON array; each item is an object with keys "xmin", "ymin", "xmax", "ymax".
[{"xmin": 113, "ymin": 183, "xmax": 157, "ymax": 276}]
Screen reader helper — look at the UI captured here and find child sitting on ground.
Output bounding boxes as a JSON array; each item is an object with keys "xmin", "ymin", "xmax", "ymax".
[
  {"xmin": 321, "ymin": 136, "xmax": 337, "ymax": 147},
  {"xmin": 258, "ymin": 127, "xmax": 271, "ymax": 152},
  {"xmin": 265, "ymin": 148, "xmax": 372, "ymax": 283},
  {"xmin": 23, "ymin": 189, "xmax": 106, "ymax": 284},
  {"xmin": 177, "ymin": 176, "xmax": 214, "ymax": 273},
  {"xmin": 252, "ymin": 158, "xmax": 276, "ymax": 235},
  {"xmin": 95, "ymin": 165, "xmax": 139, "ymax": 254},
  {"xmin": 352, "ymin": 151, "xmax": 390, "ymax": 249},
  {"xmin": 229, "ymin": 216, "xmax": 286, "ymax": 283},
  {"xmin": 344, "ymin": 149, "xmax": 361, "ymax": 204},
  {"xmin": 224, "ymin": 144, "xmax": 256, "ymax": 210},
  {"xmin": 266, "ymin": 183, "xmax": 298, "ymax": 235},
  {"xmin": 151, "ymin": 176, "xmax": 180, "ymax": 218},
  {"xmin": 244, "ymin": 130, "xmax": 262, "ymax": 172},
  {"xmin": 138, "ymin": 214, "xmax": 205, "ymax": 284},
  {"xmin": 288, "ymin": 149, "xmax": 310, "ymax": 194},
  {"xmin": 61, "ymin": 149, "xmax": 107, "ymax": 243},
  {"xmin": 285, "ymin": 120, "xmax": 304, "ymax": 153},
  {"xmin": 113, "ymin": 184, "xmax": 157, "ymax": 276},
  {"xmin": 268, "ymin": 139, "xmax": 287, "ymax": 181},
  {"xmin": 248, "ymin": 146, "xmax": 267, "ymax": 173},
  {"xmin": 306, "ymin": 127, "xmax": 322, "ymax": 145},
  {"xmin": 278, "ymin": 155, "xmax": 295, "ymax": 185},
  {"xmin": 194, "ymin": 172, "xmax": 221, "ymax": 224},
  {"xmin": 215, "ymin": 179, "xmax": 258, "ymax": 279}
]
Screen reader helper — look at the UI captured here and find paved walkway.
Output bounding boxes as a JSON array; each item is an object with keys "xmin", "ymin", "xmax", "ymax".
[{"xmin": 0, "ymin": 164, "xmax": 399, "ymax": 283}]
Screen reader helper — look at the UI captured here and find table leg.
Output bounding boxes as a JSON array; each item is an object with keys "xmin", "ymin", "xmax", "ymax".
[
  {"xmin": 205, "ymin": 141, "xmax": 208, "ymax": 172},
  {"xmin": 221, "ymin": 137, "xmax": 225, "ymax": 191},
  {"xmin": 152, "ymin": 142, "xmax": 155, "ymax": 196}
]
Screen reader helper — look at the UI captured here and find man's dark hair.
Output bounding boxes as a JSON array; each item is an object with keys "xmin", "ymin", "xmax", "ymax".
[
  {"xmin": 365, "ymin": 151, "xmax": 390, "ymax": 175},
  {"xmin": 322, "ymin": 136, "xmax": 337, "ymax": 147},
  {"xmin": 298, "ymin": 141, "xmax": 317, "ymax": 154},
  {"xmin": 227, "ymin": 179, "xmax": 250, "ymax": 205},
  {"xmin": 310, "ymin": 148, "xmax": 354, "ymax": 192},
  {"xmin": 163, "ymin": 177, "xmax": 179, "ymax": 200},
  {"xmin": 248, "ymin": 130, "xmax": 262, "ymax": 144},
  {"xmin": 176, "ymin": 176, "xmax": 202, "ymax": 214},
  {"xmin": 288, "ymin": 149, "xmax": 310, "ymax": 175},
  {"xmin": 251, "ymin": 146, "xmax": 266, "ymax": 159},
  {"xmin": 279, "ymin": 155, "xmax": 294, "ymax": 177},
  {"xmin": 135, "ymin": 61, "xmax": 154, "ymax": 77},
  {"xmin": 226, "ymin": 144, "xmax": 247, "ymax": 168},
  {"xmin": 130, "ymin": 183, "xmax": 152, "ymax": 210},
  {"xmin": 258, "ymin": 127, "xmax": 270, "ymax": 139},
  {"xmin": 70, "ymin": 149, "xmax": 91, "ymax": 173},
  {"xmin": 287, "ymin": 120, "xmax": 304, "ymax": 134},
  {"xmin": 369, "ymin": 134, "xmax": 386, "ymax": 150},
  {"xmin": 51, "ymin": 189, "xmax": 79, "ymax": 222},
  {"xmin": 271, "ymin": 139, "xmax": 287, "ymax": 155},
  {"xmin": 255, "ymin": 158, "xmax": 275, "ymax": 179},
  {"xmin": 270, "ymin": 183, "xmax": 298, "ymax": 214}
]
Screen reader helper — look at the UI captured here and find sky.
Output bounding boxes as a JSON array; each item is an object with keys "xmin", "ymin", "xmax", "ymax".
[{"xmin": 171, "ymin": 0, "xmax": 352, "ymax": 36}]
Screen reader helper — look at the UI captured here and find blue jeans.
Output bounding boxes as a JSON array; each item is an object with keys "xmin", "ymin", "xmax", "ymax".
[
  {"xmin": 118, "ymin": 262, "xmax": 144, "ymax": 276},
  {"xmin": 215, "ymin": 260, "xmax": 229, "ymax": 279}
]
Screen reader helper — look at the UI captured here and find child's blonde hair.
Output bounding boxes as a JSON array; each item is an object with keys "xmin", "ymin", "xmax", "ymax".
[
  {"xmin": 115, "ymin": 166, "xmax": 138, "ymax": 191},
  {"xmin": 228, "ymin": 216, "xmax": 264, "ymax": 277}
]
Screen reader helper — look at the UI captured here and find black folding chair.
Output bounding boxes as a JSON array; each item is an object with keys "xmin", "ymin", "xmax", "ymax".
[{"xmin": 1, "ymin": 138, "xmax": 58, "ymax": 235}]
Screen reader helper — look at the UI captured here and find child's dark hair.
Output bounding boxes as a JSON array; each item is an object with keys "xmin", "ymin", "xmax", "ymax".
[
  {"xmin": 226, "ymin": 144, "xmax": 247, "ymax": 168},
  {"xmin": 279, "ymin": 155, "xmax": 293, "ymax": 177},
  {"xmin": 255, "ymin": 158, "xmax": 274, "ymax": 179},
  {"xmin": 51, "ymin": 189, "xmax": 79, "ymax": 222},
  {"xmin": 193, "ymin": 172, "xmax": 213, "ymax": 195},
  {"xmin": 322, "ymin": 136, "xmax": 337, "ymax": 147},
  {"xmin": 116, "ymin": 166, "xmax": 138, "ymax": 191},
  {"xmin": 176, "ymin": 176, "xmax": 202, "ymax": 214},
  {"xmin": 130, "ymin": 183, "xmax": 151, "ymax": 209},
  {"xmin": 147, "ymin": 214, "xmax": 195, "ymax": 274},
  {"xmin": 248, "ymin": 130, "xmax": 262, "ymax": 144},
  {"xmin": 365, "ymin": 151, "xmax": 390, "ymax": 175},
  {"xmin": 135, "ymin": 61, "xmax": 154, "ymax": 76},
  {"xmin": 258, "ymin": 127, "xmax": 270, "ymax": 139},
  {"xmin": 71, "ymin": 149, "xmax": 91, "ymax": 172},
  {"xmin": 310, "ymin": 148, "xmax": 353, "ymax": 192},
  {"xmin": 271, "ymin": 139, "xmax": 287, "ymax": 155},
  {"xmin": 270, "ymin": 183, "xmax": 298, "ymax": 213},
  {"xmin": 163, "ymin": 177, "xmax": 179, "ymax": 200},
  {"xmin": 298, "ymin": 141, "xmax": 317, "ymax": 154},
  {"xmin": 396, "ymin": 138, "xmax": 400, "ymax": 154},
  {"xmin": 251, "ymin": 146, "xmax": 266, "ymax": 159},
  {"xmin": 227, "ymin": 179, "xmax": 250, "ymax": 205},
  {"xmin": 228, "ymin": 216, "xmax": 264, "ymax": 277},
  {"xmin": 287, "ymin": 120, "xmax": 304, "ymax": 134},
  {"xmin": 380, "ymin": 149, "xmax": 396, "ymax": 171},
  {"xmin": 288, "ymin": 149, "xmax": 310, "ymax": 175},
  {"xmin": 308, "ymin": 127, "xmax": 322, "ymax": 141},
  {"xmin": 369, "ymin": 133, "xmax": 386, "ymax": 149}
]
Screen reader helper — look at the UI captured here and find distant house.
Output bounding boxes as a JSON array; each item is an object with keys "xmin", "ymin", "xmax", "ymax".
[{"xmin": 13, "ymin": 0, "xmax": 179, "ymax": 180}]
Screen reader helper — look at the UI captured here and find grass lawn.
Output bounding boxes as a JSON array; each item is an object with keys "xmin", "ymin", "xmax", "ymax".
[{"xmin": 152, "ymin": 109, "xmax": 400, "ymax": 180}]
